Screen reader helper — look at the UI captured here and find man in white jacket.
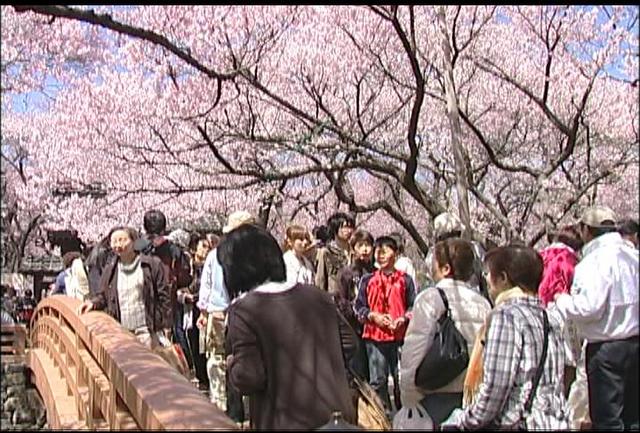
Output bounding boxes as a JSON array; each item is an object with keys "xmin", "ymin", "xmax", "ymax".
[
  {"xmin": 554, "ymin": 205, "xmax": 639, "ymax": 430},
  {"xmin": 389, "ymin": 232, "xmax": 418, "ymax": 292}
]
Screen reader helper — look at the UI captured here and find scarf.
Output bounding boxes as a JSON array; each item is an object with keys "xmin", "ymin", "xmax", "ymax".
[
  {"xmin": 119, "ymin": 255, "xmax": 141, "ymax": 273},
  {"xmin": 462, "ymin": 286, "xmax": 527, "ymax": 407}
]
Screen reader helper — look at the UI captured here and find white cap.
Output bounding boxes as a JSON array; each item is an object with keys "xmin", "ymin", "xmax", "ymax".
[
  {"xmin": 222, "ymin": 210, "xmax": 255, "ymax": 234},
  {"xmin": 580, "ymin": 205, "xmax": 617, "ymax": 228},
  {"xmin": 434, "ymin": 212, "xmax": 462, "ymax": 238}
]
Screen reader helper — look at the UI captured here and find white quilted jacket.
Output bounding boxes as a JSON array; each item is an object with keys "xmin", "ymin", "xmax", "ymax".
[{"xmin": 400, "ymin": 278, "xmax": 492, "ymax": 407}]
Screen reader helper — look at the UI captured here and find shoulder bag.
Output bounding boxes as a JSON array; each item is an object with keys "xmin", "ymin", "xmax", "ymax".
[
  {"xmin": 523, "ymin": 310, "xmax": 549, "ymax": 424},
  {"xmin": 415, "ymin": 288, "xmax": 469, "ymax": 390},
  {"xmin": 520, "ymin": 309, "xmax": 569, "ymax": 430}
]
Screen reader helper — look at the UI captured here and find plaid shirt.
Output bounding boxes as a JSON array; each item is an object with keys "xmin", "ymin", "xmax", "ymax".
[{"xmin": 459, "ymin": 296, "xmax": 567, "ymax": 429}]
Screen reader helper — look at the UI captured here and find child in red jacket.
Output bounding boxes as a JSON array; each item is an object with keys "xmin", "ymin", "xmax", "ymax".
[{"xmin": 355, "ymin": 236, "xmax": 416, "ymax": 413}]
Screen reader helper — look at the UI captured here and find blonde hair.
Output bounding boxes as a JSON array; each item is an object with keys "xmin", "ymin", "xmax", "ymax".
[{"xmin": 282, "ymin": 225, "xmax": 311, "ymax": 251}]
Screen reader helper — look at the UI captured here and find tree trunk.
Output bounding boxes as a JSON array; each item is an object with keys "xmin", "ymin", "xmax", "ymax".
[
  {"xmin": 437, "ymin": 6, "xmax": 472, "ymax": 240},
  {"xmin": 16, "ymin": 215, "xmax": 42, "ymax": 271}
]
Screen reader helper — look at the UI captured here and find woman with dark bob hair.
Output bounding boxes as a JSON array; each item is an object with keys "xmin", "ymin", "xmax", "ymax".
[
  {"xmin": 442, "ymin": 245, "xmax": 569, "ymax": 430},
  {"xmin": 218, "ymin": 224, "xmax": 357, "ymax": 430}
]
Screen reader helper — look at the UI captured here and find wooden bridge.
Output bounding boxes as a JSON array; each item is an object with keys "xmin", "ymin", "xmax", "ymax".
[{"xmin": 1, "ymin": 296, "xmax": 238, "ymax": 430}]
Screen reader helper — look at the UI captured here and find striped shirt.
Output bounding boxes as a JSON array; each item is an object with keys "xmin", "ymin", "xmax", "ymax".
[
  {"xmin": 458, "ymin": 296, "xmax": 568, "ymax": 429},
  {"xmin": 116, "ymin": 257, "xmax": 147, "ymax": 332}
]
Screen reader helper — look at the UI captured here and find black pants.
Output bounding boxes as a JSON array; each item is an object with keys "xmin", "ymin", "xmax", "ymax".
[
  {"xmin": 350, "ymin": 334, "xmax": 370, "ymax": 383},
  {"xmin": 173, "ymin": 304, "xmax": 192, "ymax": 367},
  {"xmin": 187, "ymin": 309, "xmax": 209, "ymax": 387},
  {"xmin": 586, "ymin": 336, "xmax": 639, "ymax": 430},
  {"xmin": 174, "ymin": 306, "xmax": 209, "ymax": 388},
  {"xmin": 420, "ymin": 392, "xmax": 462, "ymax": 427}
]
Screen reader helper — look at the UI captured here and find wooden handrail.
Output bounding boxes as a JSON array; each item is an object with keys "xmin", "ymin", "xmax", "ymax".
[{"xmin": 28, "ymin": 296, "xmax": 238, "ymax": 430}]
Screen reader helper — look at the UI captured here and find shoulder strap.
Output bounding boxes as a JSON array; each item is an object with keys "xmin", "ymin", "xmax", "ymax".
[
  {"xmin": 524, "ymin": 309, "xmax": 549, "ymax": 413},
  {"xmin": 436, "ymin": 287, "xmax": 451, "ymax": 317}
]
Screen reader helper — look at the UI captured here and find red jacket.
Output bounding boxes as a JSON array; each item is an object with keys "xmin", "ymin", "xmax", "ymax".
[{"xmin": 354, "ymin": 269, "xmax": 416, "ymax": 342}]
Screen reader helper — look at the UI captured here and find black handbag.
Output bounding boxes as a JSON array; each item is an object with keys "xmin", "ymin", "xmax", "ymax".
[{"xmin": 415, "ymin": 288, "xmax": 469, "ymax": 390}]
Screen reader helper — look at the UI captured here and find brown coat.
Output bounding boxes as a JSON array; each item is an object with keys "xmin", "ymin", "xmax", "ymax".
[
  {"xmin": 315, "ymin": 242, "xmax": 350, "ymax": 295},
  {"xmin": 91, "ymin": 254, "xmax": 172, "ymax": 333},
  {"xmin": 226, "ymin": 283, "xmax": 357, "ymax": 430}
]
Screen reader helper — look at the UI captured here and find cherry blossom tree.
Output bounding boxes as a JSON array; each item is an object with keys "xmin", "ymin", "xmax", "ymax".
[
  {"xmin": 1, "ymin": 7, "xmax": 112, "ymax": 269},
  {"xmin": 2, "ymin": 5, "xmax": 638, "ymax": 268}
]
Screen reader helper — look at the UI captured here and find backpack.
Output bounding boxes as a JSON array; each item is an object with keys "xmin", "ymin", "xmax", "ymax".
[
  {"xmin": 135, "ymin": 235, "xmax": 192, "ymax": 294},
  {"xmin": 414, "ymin": 288, "xmax": 469, "ymax": 391}
]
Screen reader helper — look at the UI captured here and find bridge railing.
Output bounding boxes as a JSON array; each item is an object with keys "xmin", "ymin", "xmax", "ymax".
[{"xmin": 28, "ymin": 296, "xmax": 238, "ymax": 430}]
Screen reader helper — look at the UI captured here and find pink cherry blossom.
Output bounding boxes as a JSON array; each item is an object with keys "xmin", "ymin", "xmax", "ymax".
[{"xmin": 1, "ymin": 6, "xmax": 637, "ymax": 272}]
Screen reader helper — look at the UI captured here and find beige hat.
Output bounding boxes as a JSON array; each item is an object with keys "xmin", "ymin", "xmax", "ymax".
[
  {"xmin": 580, "ymin": 205, "xmax": 617, "ymax": 228},
  {"xmin": 222, "ymin": 210, "xmax": 255, "ymax": 234},
  {"xmin": 434, "ymin": 212, "xmax": 462, "ymax": 238}
]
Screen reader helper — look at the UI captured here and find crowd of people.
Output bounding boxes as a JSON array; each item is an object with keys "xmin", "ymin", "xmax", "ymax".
[
  {"xmin": 5, "ymin": 204, "xmax": 637, "ymax": 430},
  {"xmin": 1, "ymin": 285, "xmax": 37, "ymax": 326}
]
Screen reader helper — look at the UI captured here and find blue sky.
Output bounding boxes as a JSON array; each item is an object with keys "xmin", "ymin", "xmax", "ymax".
[{"xmin": 5, "ymin": 5, "xmax": 638, "ymax": 115}]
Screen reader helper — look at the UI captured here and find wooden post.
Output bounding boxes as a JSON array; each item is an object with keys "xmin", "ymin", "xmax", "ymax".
[{"xmin": 34, "ymin": 273, "xmax": 43, "ymax": 302}]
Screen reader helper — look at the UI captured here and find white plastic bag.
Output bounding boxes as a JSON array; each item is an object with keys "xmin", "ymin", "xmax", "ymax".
[
  {"xmin": 393, "ymin": 405, "xmax": 434, "ymax": 430},
  {"xmin": 440, "ymin": 408, "xmax": 464, "ymax": 430}
]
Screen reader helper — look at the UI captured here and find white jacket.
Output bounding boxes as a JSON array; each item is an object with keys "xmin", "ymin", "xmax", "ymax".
[
  {"xmin": 555, "ymin": 232, "xmax": 639, "ymax": 343},
  {"xmin": 283, "ymin": 250, "xmax": 315, "ymax": 286},
  {"xmin": 395, "ymin": 255, "xmax": 418, "ymax": 291},
  {"xmin": 400, "ymin": 278, "xmax": 491, "ymax": 406},
  {"xmin": 65, "ymin": 258, "xmax": 90, "ymax": 301}
]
